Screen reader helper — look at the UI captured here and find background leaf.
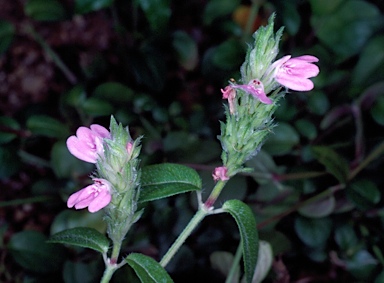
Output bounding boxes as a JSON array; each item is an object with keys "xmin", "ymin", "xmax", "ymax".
[
  {"xmin": 347, "ymin": 180, "xmax": 381, "ymax": 210},
  {"xmin": 0, "ymin": 20, "xmax": 15, "ymax": 54},
  {"xmin": 311, "ymin": 0, "xmax": 382, "ymax": 60},
  {"xmin": 24, "ymin": 0, "xmax": 67, "ymax": 21},
  {"xmin": 311, "ymin": 146, "xmax": 349, "ymax": 183},
  {"xmin": 203, "ymin": 0, "xmax": 241, "ymax": 25},
  {"xmin": 137, "ymin": 0, "xmax": 171, "ymax": 32},
  {"xmin": 294, "ymin": 216, "xmax": 332, "ymax": 247},
  {"xmin": 8, "ymin": 230, "xmax": 66, "ymax": 273},
  {"xmin": 172, "ymin": 31, "xmax": 198, "ymax": 71},
  {"xmin": 75, "ymin": 0, "xmax": 113, "ymax": 14},
  {"xmin": 26, "ymin": 115, "xmax": 69, "ymax": 139},
  {"xmin": 263, "ymin": 122, "xmax": 300, "ymax": 156}
]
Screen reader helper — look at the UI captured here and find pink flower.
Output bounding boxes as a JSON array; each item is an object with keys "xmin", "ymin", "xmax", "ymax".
[
  {"xmin": 273, "ymin": 55, "xmax": 319, "ymax": 91},
  {"xmin": 66, "ymin": 124, "xmax": 110, "ymax": 163},
  {"xmin": 221, "ymin": 86, "xmax": 237, "ymax": 114},
  {"xmin": 67, "ymin": 178, "xmax": 112, "ymax": 213},
  {"xmin": 126, "ymin": 142, "xmax": 133, "ymax": 155},
  {"xmin": 212, "ymin": 166, "xmax": 230, "ymax": 181},
  {"xmin": 231, "ymin": 79, "xmax": 273, "ymax": 104}
]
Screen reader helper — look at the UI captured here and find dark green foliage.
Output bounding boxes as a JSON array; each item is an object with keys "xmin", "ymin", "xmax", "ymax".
[{"xmin": 2, "ymin": 0, "xmax": 384, "ymax": 282}]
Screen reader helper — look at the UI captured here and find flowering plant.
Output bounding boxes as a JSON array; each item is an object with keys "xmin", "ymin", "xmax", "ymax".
[{"xmin": 47, "ymin": 14, "xmax": 320, "ymax": 283}]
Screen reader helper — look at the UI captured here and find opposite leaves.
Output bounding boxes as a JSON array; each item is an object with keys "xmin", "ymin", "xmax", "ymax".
[
  {"xmin": 140, "ymin": 163, "xmax": 202, "ymax": 202},
  {"xmin": 48, "ymin": 227, "xmax": 110, "ymax": 254},
  {"xmin": 126, "ymin": 253, "xmax": 173, "ymax": 283},
  {"xmin": 223, "ymin": 199, "xmax": 259, "ymax": 283}
]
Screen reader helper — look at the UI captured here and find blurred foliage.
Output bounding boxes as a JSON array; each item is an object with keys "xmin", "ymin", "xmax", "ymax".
[{"xmin": 1, "ymin": 0, "xmax": 384, "ymax": 282}]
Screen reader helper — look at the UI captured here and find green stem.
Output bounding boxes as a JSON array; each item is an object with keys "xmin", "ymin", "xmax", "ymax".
[
  {"xmin": 225, "ymin": 242, "xmax": 242, "ymax": 283},
  {"xmin": 110, "ymin": 240, "xmax": 122, "ymax": 264},
  {"xmin": 160, "ymin": 208, "xmax": 208, "ymax": 267},
  {"xmin": 100, "ymin": 263, "xmax": 118, "ymax": 283},
  {"xmin": 204, "ymin": 180, "xmax": 227, "ymax": 209}
]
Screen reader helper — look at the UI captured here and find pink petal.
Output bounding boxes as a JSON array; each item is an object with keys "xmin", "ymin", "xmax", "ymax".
[
  {"xmin": 232, "ymin": 84, "xmax": 272, "ymax": 104},
  {"xmin": 90, "ymin": 124, "xmax": 110, "ymax": 139},
  {"xmin": 88, "ymin": 190, "xmax": 112, "ymax": 213},
  {"xmin": 66, "ymin": 136, "xmax": 98, "ymax": 163},
  {"xmin": 275, "ymin": 73, "xmax": 314, "ymax": 91},
  {"xmin": 75, "ymin": 127, "xmax": 95, "ymax": 144},
  {"xmin": 67, "ymin": 185, "xmax": 94, "ymax": 208},
  {"xmin": 283, "ymin": 60, "xmax": 320, "ymax": 78},
  {"xmin": 293, "ymin": 55, "xmax": 319, "ymax": 63}
]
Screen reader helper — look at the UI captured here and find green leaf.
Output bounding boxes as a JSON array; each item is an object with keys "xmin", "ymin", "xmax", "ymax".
[
  {"xmin": 210, "ymin": 251, "xmax": 239, "ymax": 280},
  {"xmin": 263, "ymin": 122, "xmax": 300, "ymax": 156},
  {"xmin": 211, "ymin": 39, "xmax": 245, "ymax": 71},
  {"xmin": 0, "ymin": 146, "xmax": 21, "ymax": 178},
  {"xmin": 334, "ymin": 224, "xmax": 359, "ymax": 252},
  {"xmin": 51, "ymin": 141, "xmax": 94, "ymax": 178},
  {"xmin": 172, "ymin": 31, "xmax": 198, "ymax": 71},
  {"xmin": 371, "ymin": 88, "xmax": 384, "ymax": 126},
  {"xmin": 27, "ymin": 115, "xmax": 70, "ymax": 139},
  {"xmin": 375, "ymin": 270, "xmax": 384, "ymax": 283},
  {"xmin": 93, "ymin": 82, "xmax": 134, "ymax": 103},
  {"xmin": 294, "ymin": 216, "xmax": 332, "ymax": 247},
  {"xmin": 309, "ymin": 0, "xmax": 344, "ymax": 15},
  {"xmin": 82, "ymin": 97, "xmax": 114, "ymax": 117},
  {"xmin": 62, "ymin": 85, "xmax": 86, "ymax": 107},
  {"xmin": 50, "ymin": 210, "xmax": 107, "ymax": 235},
  {"xmin": 352, "ymin": 36, "xmax": 384, "ymax": 88},
  {"xmin": 311, "ymin": 0, "xmax": 382, "ymax": 60},
  {"xmin": 222, "ymin": 199, "xmax": 258, "ymax": 283},
  {"xmin": 347, "ymin": 180, "xmax": 381, "ymax": 210},
  {"xmin": 298, "ymin": 195, "xmax": 336, "ymax": 218},
  {"xmin": 346, "ymin": 250, "xmax": 378, "ymax": 280},
  {"xmin": 24, "ymin": 0, "xmax": 67, "ymax": 21},
  {"xmin": 8, "ymin": 230, "xmax": 66, "ymax": 273},
  {"xmin": 307, "ymin": 91, "xmax": 330, "ymax": 116},
  {"xmin": 250, "ymin": 241, "xmax": 273, "ymax": 283},
  {"xmin": 126, "ymin": 253, "xmax": 173, "ymax": 283},
  {"xmin": 48, "ymin": 227, "xmax": 109, "ymax": 254},
  {"xmin": 203, "ymin": 0, "xmax": 241, "ymax": 25},
  {"xmin": 295, "ymin": 119, "xmax": 317, "ymax": 140},
  {"xmin": 280, "ymin": 1, "xmax": 301, "ymax": 35},
  {"xmin": 0, "ymin": 20, "xmax": 15, "ymax": 54},
  {"xmin": 0, "ymin": 116, "xmax": 20, "ymax": 144},
  {"xmin": 75, "ymin": 0, "xmax": 113, "ymax": 14},
  {"xmin": 137, "ymin": 0, "xmax": 171, "ymax": 32},
  {"xmin": 139, "ymin": 163, "xmax": 202, "ymax": 202},
  {"xmin": 128, "ymin": 49, "xmax": 166, "ymax": 91},
  {"xmin": 63, "ymin": 260, "xmax": 102, "ymax": 283},
  {"xmin": 311, "ymin": 146, "xmax": 349, "ymax": 183}
]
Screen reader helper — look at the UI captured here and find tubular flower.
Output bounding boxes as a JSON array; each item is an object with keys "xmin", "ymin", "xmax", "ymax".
[
  {"xmin": 221, "ymin": 86, "xmax": 237, "ymax": 114},
  {"xmin": 212, "ymin": 166, "xmax": 230, "ymax": 182},
  {"xmin": 67, "ymin": 178, "xmax": 112, "ymax": 213},
  {"xmin": 231, "ymin": 79, "xmax": 273, "ymax": 104},
  {"xmin": 273, "ymin": 55, "xmax": 319, "ymax": 91},
  {"xmin": 66, "ymin": 124, "xmax": 110, "ymax": 163}
]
